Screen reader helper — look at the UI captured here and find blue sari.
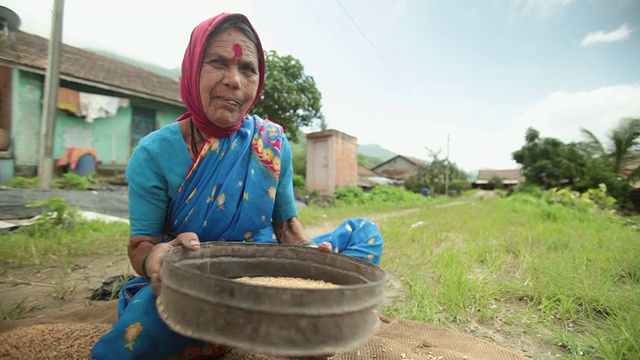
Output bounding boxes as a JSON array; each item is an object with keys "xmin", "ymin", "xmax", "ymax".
[{"xmin": 91, "ymin": 116, "xmax": 383, "ymax": 360}]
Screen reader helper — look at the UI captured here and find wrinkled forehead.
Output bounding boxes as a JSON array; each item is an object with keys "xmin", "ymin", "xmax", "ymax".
[{"xmin": 204, "ymin": 28, "xmax": 259, "ymax": 57}]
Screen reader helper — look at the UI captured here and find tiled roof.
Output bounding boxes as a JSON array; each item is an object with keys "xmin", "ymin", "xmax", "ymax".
[
  {"xmin": 371, "ymin": 155, "xmax": 427, "ymax": 172},
  {"xmin": 358, "ymin": 165, "xmax": 376, "ymax": 176},
  {"xmin": 476, "ymin": 169, "xmax": 523, "ymax": 182},
  {"xmin": 0, "ymin": 30, "xmax": 182, "ymax": 105},
  {"xmin": 403, "ymin": 156, "xmax": 427, "ymax": 166}
]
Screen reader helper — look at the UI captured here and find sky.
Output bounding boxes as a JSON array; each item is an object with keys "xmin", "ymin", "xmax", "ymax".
[{"xmin": 4, "ymin": 0, "xmax": 640, "ymax": 172}]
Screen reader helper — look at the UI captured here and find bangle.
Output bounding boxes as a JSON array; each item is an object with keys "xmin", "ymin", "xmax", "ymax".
[
  {"xmin": 142, "ymin": 253, "xmax": 151, "ymax": 279},
  {"xmin": 302, "ymin": 241, "xmax": 318, "ymax": 248}
]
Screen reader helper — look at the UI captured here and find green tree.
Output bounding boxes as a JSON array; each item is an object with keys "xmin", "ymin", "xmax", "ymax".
[
  {"xmin": 581, "ymin": 117, "xmax": 640, "ymax": 182},
  {"xmin": 289, "ymin": 130, "xmax": 308, "ymax": 177},
  {"xmin": 512, "ymin": 121, "xmax": 639, "ymax": 207},
  {"xmin": 252, "ymin": 50, "xmax": 324, "ymax": 142},
  {"xmin": 404, "ymin": 149, "xmax": 468, "ymax": 195},
  {"xmin": 512, "ymin": 128, "xmax": 578, "ymax": 188},
  {"xmin": 489, "ymin": 176, "xmax": 504, "ymax": 189}
]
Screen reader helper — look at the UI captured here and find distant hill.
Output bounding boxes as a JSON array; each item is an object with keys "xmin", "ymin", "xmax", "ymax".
[
  {"xmin": 358, "ymin": 144, "xmax": 397, "ymax": 161},
  {"xmin": 85, "ymin": 48, "xmax": 182, "ymax": 79}
]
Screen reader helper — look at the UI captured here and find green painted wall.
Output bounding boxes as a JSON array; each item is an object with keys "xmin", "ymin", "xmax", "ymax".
[
  {"xmin": 54, "ymin": 105, "xmax": 132, "ymax": 166},
  {"xmin": 12, "ymin": 70, "xmax": 42, "ymax": 166},
  {"xmin": 11, "ymin": 69, "xmax": 186, "ymax": 170}
]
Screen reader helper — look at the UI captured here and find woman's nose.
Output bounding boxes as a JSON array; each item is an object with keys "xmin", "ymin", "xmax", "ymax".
[{"xmin": 223, "ymin": 67, "xmax": 241, "ymax": 88}]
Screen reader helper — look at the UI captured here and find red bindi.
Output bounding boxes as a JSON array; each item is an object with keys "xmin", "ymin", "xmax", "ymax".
[{"xmin": 231, "ymin": 43, "xmax": 243, "ymax": 62}]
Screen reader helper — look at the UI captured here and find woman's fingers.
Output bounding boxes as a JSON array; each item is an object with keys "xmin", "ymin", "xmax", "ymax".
[
  {"xmin": 317, "ymin": 241, "xmax": 332, "ymax": 252},
  {"xmin": 151, "ymin": 270, "xmax": 163, "ymax": 297},
  {"xmin": 172, "ymin": 232, "xmax": 201, "ymax": 251},
  {"xmin": 148, "ymin": 233, "xmax": 201, "ymax": 297},
  {"xmin": 145, "ymin": 243, "xmax": 169, "ymax": 277}
]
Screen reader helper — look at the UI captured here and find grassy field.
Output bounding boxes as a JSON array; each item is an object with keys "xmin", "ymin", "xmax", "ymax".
[
  {"xmin": 1, "ymin": 188, "xmax": 638, "ymax": 359},
  {"xmin": 315, "ymin": 193, "xmax": 638, "ymax": 360}
]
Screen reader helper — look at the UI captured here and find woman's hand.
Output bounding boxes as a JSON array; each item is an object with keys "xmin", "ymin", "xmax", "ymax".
[
  {"xmin": 143, "ymin": 232, "xmax": 201, "ymax": 297},
  {"xmin": 273, "ymin": 217, "xmax": 332, "ymax": 252}
]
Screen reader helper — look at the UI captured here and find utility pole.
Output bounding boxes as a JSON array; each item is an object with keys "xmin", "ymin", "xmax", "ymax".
[
  {"xmin": 445, "ymin": 133, "xmax": 450, "ymax": 196},
  {"xmin": 37, "ymin": 0, "xmax": 65, "ymax": 190}
]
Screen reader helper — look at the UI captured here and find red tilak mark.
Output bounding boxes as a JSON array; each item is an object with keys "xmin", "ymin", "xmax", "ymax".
[{"xmin": 231, "ymin": 43, "xmax": 243, "ymax": 62}]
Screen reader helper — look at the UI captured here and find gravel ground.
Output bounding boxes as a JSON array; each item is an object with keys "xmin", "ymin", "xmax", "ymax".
[{"xmin": 0, "ymin": 187, "xmax": 129, "ymax": 220}]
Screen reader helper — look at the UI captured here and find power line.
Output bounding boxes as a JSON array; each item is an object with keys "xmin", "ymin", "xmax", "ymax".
[
  {"xmin": 316, "ymin": 0, "xmax": 399, "ymax": 89},
  {"xmin": 335, "ymin": 0, "xmax": 411, "ymax": 94},
  {"xmin": 302, "ymin": 0, "xmax": 397, "ymax": 88}
]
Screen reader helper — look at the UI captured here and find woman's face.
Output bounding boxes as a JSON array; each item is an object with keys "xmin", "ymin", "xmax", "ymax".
[{"xmin": 199, "ymin": 28, "xmax": 260, "ymax": 128}]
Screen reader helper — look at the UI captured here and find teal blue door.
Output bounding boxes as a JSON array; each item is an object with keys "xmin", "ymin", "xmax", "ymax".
[{"xmin": 131, "ymin": 107, "xmax": 156, "ymax": 150}]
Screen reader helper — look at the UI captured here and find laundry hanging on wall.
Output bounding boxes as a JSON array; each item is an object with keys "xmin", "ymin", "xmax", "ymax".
[
  {"xmin": 57, "ymin": 87, "xmax": 80, "ymax": 114},
  {"xmin": 55, "ymin": 87, "xmax": 130, "ymax": 123}
]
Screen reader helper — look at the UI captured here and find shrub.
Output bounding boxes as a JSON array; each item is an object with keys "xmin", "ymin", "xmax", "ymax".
[
  {"xmin": 369, "ymin": 185, "xmax": 423, "ymax": 203},
  {"xmin": 334, "ymin": 186, "xmax": 367, "ymax": 204},
  {"xmin": 24, "ymin": 197, "xmax": 80, "ymax": 234},
  {"xmin": 544, "ymin": 184, "xmax": 616, "ymax": 212},
  {"xmin": 3, "ymin": 176, "xmax": 39, "ymax": 189}
]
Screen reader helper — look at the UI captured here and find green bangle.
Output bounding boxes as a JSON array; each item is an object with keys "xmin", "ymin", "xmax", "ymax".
[
  {"xmin": 302, "ymin": 241, "xmax": 318, "ymax": 248},
  {"xmin": 142, "ymin": 253, "xmax": 151, "ymax": 279}
]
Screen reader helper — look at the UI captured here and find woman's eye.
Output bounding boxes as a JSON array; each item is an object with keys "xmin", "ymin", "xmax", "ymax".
[
  {"xmin": 207, "ymin": 59, "xmax": 225, "ymax": 67},
  {"xmin": 241, "ymin": 65, "xmax": 257, "ymax": 74}
]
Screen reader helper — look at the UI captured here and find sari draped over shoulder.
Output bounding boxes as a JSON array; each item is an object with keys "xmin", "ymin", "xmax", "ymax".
[{"xmin": 167, "ymin": 115, "xmax": 285, "ymax": 244}]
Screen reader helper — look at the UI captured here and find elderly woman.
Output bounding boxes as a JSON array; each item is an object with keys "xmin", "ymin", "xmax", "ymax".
[{"xmin": 91, "ymin": 12, "xmax": 383, "ymax": 360}]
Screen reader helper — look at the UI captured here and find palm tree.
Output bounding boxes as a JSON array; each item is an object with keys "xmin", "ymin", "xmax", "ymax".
[{"xmin": 581, "ymin": 117, "xmax": 640, "ymax": 182}]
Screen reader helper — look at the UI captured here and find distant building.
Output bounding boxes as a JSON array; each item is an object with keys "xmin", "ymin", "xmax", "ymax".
[
  {"xmin": 0, "ymin": 27, "xmax": 185, "ymax": 179},
  {"xmin": 370, "ymin": 155, "xmax": 426, "ymax": 180},
  {"xmin": 472, "ymin": 169, "xmax": 524, "ymax": 189},
  {"xmin": 357, "ymin": 165, "xmax": 399, "ymax": 191},
  {"xmin": 305, "ymin": 129, "xmax": 358, "ymax": 195},
  {"xmin": 620, "ymin": 153, "xmax": 640, "ymax": 187}
]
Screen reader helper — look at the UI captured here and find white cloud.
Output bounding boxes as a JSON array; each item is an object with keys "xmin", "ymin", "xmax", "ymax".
[
  {"xmin": 512, "ymin": 84, "xmax": 640, "ymax": 144},
  {"xmin": 581, "ymin": 23, "xmax": 633, "ymax": 46}
]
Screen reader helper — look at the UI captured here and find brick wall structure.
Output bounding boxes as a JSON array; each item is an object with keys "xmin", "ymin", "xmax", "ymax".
[{"xmin": 306, "ymin": 129, "xmax": 358, "ymax": 195}]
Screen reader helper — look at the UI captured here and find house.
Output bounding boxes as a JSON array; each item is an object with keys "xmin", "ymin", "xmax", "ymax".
[
  {"xmin": 472, "ymin": 169, "xmax": 524, "ymax": 189},
  {"xmin": 370, "ymin": 155, "xmax": 426, "ymax": 180},
  {"xmin": 305, "ymin": 129, "xmax": 358, "ymax": 195},
  {"xmin": 619, "ymin": 154, "xmax": 640, "ymax": 186},
  {"xmin": 0, "ymin": 28, "xmax": 187, "ymax": 179},
  {"xmin": 357, "ymin": 165, "xmax": 398, "ymax": 191}
]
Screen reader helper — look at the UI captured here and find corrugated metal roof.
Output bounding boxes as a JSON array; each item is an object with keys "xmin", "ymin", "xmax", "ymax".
[{"xmin": 0, "ymin": 30, "xmax": 182, "ymax": 106}]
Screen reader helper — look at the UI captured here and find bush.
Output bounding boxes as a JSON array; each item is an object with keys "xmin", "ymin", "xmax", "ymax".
[
  {"xmin": 54, "ymin": 172, "xmax": 100, "ymax": 190},
  {"xmin": 403, "ymin": 174, "xmax": 428, "ymax": 193},
  {"xmin": 514, "ymin": 183, "xmax": 544, "ymax": 196},
  {"xmin": 3, "ymin": 176, "xmax": 38, "ymax": 189},
  {"xmin": 450, "ymin": 179, "xmax": 471, "ymax": 193},
  {"xmin": 2, "ymin": 173, "xmax": 101, "ymax": 190},
  {"xmin": 334, "ymin": 186, "xmax": 367, "ymax": 205},
  {"xmin": 24, "ymin": 197, "xmax": 79, "ymax": 234},
  {"xmin": 543, "ymin": 184, "xmax": 616, "ymax": 212},
  {"xmin": 293, "ymin": 174, "xmax": 306, "ymax": 191},
  {"xmin": 369, "ymin": 185, "xmax": 423, "ymax": 203}
]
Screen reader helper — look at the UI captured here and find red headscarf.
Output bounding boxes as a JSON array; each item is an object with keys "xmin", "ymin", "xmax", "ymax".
[{"xmin": 177, "ymin": 13, "xmax": 265, "ymax": 137}]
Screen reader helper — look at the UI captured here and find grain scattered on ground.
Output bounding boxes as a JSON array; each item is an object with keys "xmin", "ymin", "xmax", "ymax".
[{"xmin": 0, "ymin": 323, "xmax": 111, "ymax": 360}]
